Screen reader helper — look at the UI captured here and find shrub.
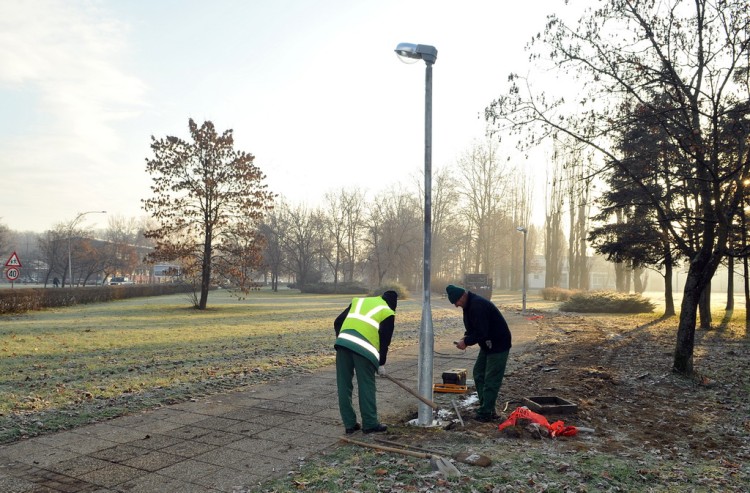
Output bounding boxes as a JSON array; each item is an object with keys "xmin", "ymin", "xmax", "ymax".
[
  {"xmin": 369, "ymin": 281, "xmax": 410, "ymax": 300},
  {"xmin": 0, "ymin": 284, "xmax": 195, "ymax": 315},
  {"xmin": 431, "ymin": 277, "xmax": 462, "ymax": 297},
  {"xmin": 559, "ymin": 290, "xmax": 656, "ymax": 313},
  {"xmin": 300, "ymin": 282, "xmax": 368, "ymax": 295},
  {"xmin": 541, "ymin": 287, "xmax": 576, "ymax": 301}
]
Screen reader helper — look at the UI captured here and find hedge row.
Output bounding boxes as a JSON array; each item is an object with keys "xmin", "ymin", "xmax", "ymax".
[
  {"xmin": 0, "ymin": 284, "xmax": 195, "ymax": 315},
  {"xmin": 559, "ymin": 290, "xmax": 656, "ymax": 313}
]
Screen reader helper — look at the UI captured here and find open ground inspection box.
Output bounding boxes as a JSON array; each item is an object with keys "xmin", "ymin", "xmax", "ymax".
[{"xmin": 434, "ymin": 368, "xmax": 469, "ymax": 393}]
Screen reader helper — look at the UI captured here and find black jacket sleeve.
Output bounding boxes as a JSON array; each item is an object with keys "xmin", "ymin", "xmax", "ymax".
[
  {"xmin": 378, "ymin": 315, "xmax": 395, "ymax": 366},
  {"xmin": 334, "ymin": 305, "xmax": 351, "ymax": 336}
]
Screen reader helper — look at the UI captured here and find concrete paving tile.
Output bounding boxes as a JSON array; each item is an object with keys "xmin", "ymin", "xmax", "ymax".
[
  {"xmin": 216, "ymin": 407, "xmax": 264, "ymax": 422},
  {"xmin": 211, "ymin": 392, "xmax": 247, "ymax": 406},
  {"xmin": 72, "ymin": 423, "xmax": 146, "ymax": 444},
  {"xmin": 0, "ymin": 473, "xmax": 39, "ymax": 493},
  {"xmin": 157, "ymin": 458, "xmax": 223, "ymax": 482},
  {"xmin": 32, "ymin": 432, "xmax": 82, "ymax": 449},
  {"xmin": 222, "ymin": 395, "xmax": 266, "ymax": 408},
  {"xmin": 103, "ymin": 414, "xmax": 152, "ymax": 428},
  {"xmin": 283, "ymin": 402, "xmax": 328, "ymax": 415},
  {"xmin": 192, "ymin": 469, "xmax": 264, "ymax": 493},
  {"xmin": 222, "ymin": 421, "xmax": 267, "ymax": 437},
  {"xmin": 131, "ymin": 418, "xmax": 183, "ymax": 434},
  {"xmin": 120, "ymin": 450, "xmax": 183, "ymax": 472},
  {"xmin": 310, "ymin": 407, "xmax": 343, "ymax": 421},
  {"xmin": 244, "ymin": 388, "xmax": 289, "ymax": 400},
  {"xmin": 88, "ymin": 443, "xmax": 150, "ymax": 463},
  {"xmin": 44, "ymin": 455, "xmax": 110, "ymax": 476},
  {"xmin": 221, "ymin": 453, "xmax": 289, "ymax": 481},
  {"xmin": 244, "ymin": 411, "xmax": 296, "ymax": 426},
  {"xmin": 279, "ymin": 418, "xmax": 341, "ymax": 439},
  {"xmin": 294, "ymin": 395, "xmax": 340, "ymax": 409},
  {"xmin": 223, "ymin": 437, "xmax": 281, "ymax": 454},
  {"xmin": 192, "ymin": 429, "xmax": 246, "ymax": 447},
  {"xmin": 250, "ymin": 399, "xmax": 296, "ymax": 412},
  {"xmin": 125, "ymin": 432, "xmax": 183, "ymax": 451},
  {"xmin": 36, "ymin": 477, "xmax": 89, "ymax": 493},
  {"xmin": 191, "ymin": 416, "xmax": 241, "ymax": 431},
  {"xmin": 168, "ymin": 425, "xmax": 213, "ymax": 441},
  {"xmin": 77, "ymin": 464, "xmax": 145, "ymax": 488},
  {"xmin": 263, "ymin": 442, "xmax": 323, "ymax": 463},
  {"xmin": 190, "ymin": 447, "xmax": 256, "ymax": 468},
  {"xmin": 113, "ymin": 472, "xmax": 195, "ymax": 493},
  {"xmin": 1, "ymin": 441, "xmax": 80, "ymax": 468},
  {"xmin": 159, "ymin": 410, "xmax": 209, "ymax": 425},
  {"xmin": 264, "ymin": 426, "xmax": 334, "ymax": 447},
  {"xmin": 49, "ymin": 435, "xmax": 118, "ymax": 455},
  {"xmin": 171, "ymin": 400, "xmax": 238, "ymax": 416},
  {"xmin": 158, "ymin": 440, "xmax": 217, "ymax": 459}
]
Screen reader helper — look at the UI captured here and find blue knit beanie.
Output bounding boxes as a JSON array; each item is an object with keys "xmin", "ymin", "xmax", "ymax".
[{"xmin": 446, "ymin": 284, "xmax": 466, "ymax": 304}]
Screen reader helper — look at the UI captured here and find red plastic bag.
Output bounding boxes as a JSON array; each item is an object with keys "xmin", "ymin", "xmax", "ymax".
[{"xmin": 498, "ymin": 406, "xmax": 578, "ymax": 437}]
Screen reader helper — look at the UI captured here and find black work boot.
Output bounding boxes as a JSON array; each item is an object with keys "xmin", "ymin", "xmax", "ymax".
[
  {"xmin": 345, "ymin": 423, "xmax": 361, "ymax": 434},
  {"xmin": 363, "ymin": 424, "xmax": 387, "ymax": 434}
]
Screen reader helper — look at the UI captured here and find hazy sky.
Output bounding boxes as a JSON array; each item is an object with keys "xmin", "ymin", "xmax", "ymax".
[{"xmin": 0, "ymin": 0, "xmax": 575, "ymax": 233}]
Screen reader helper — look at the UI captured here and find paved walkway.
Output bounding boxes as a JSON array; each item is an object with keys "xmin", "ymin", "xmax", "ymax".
[{"xmin": 0, "ymin": 313, "xmax": 537, "ymax": 493}]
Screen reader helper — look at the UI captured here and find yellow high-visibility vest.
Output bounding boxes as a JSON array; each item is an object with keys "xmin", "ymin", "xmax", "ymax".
[{"xmin": 335, "ymin": 296, "xmax": 395, "ymax": 367}]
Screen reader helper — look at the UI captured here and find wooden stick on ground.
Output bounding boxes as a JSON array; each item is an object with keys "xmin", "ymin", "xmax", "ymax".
[{"xmin": 340, "ymin": 436, "xmax": 461, "ymax": 477}]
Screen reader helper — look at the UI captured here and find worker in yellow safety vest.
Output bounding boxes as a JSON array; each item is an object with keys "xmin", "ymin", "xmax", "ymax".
[{"xmin": 334, "ymin": 290, "xmax": 398, "ymax": 435}]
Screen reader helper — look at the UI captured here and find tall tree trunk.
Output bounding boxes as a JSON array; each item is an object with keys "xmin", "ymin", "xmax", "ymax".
[
  {"xmin": 726, "ymin": 257, "xmax": 734, "ymax": 311},
  {"xmin": 674, "ymin": 247, "xmax": 722, "ymax": 374},
  {"xmin": 699, "ymin": 281, "xmax": 712, "ymax": 329},
  {"xmin": 199, "ymin": 227, "xmax": 212, "ymax": 310},
  {"xmin": 744, "ymin": 211, "xmax": 750, "ymax": 330},
  {"xmin": 674, "ymin": 273, "xmax": 700, "ymax": 374},
  {"xmin": 663, "ymin": 250, "xmax": 676, "ymax": 317},
  {"xmin": 633, "ymin": 266, "xmax": 645, "ymax": 294},
  {"xmin": 615, "ymin": 261, "xmax": 627, "ymax": 292}
]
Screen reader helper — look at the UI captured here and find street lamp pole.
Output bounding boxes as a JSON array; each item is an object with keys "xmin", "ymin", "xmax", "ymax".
[
  {"xmin": 395, "ymin": 42, "xmax": 437, "ymax": 426},
  {"xmin": 517, "ymin": 226, "xmax": 528, "ymax": 315},
  {"xmin": 67, "ymin": 210, "xmax": 106, "ymax": 287}
]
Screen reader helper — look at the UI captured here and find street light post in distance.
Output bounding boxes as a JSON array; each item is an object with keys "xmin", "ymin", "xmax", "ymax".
[
  {"xmin": 67, "ymin": 210, "xmax": 107, "ymax": 287},
  {"xmin": 394, "ymin": 42, "xmax": 437, "ymax": 426}
]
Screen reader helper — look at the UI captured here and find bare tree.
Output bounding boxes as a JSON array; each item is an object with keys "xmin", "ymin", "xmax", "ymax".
[
  {"xmin": 364, "ymin": 188, "xmax": 421, "ymax": 287},
  {"xmin": 321, "ymin": 189, "xmax": 366, "ymax": 289},
  {"xmin": 259, "ymin": 200, "xmax": 288, "ymax": 291},
  {"xmin": 486, "ymin": 0, "xmax": 750, "ymax": 374},
  {"xmin": 457, "ymin": 139, "xmax": 509, "ymax": 276},
  {"xmin": 545, "ymin": 147, "xmax": 566, "ymax": 288},
  {"xmin": 282, "ymin": 203, "xmax": 324, "ymax": 289}
]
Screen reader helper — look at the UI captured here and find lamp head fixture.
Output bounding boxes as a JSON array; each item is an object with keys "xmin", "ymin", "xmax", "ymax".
[
  {"xmin": 394, "ymin": 42, "xmax": 438, "ymax": 64},
  {"xmin": 516, "ymin": 226, "xmax": 527, "ymax": 233}
]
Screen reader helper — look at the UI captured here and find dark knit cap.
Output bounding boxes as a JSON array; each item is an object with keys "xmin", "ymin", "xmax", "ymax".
[
  {"xmin": 446, "ymin": 284, "xmax": 466, "ymax": 304},
  {"xmin": 381, "ymin": 290, "xmax": 398, "ymax": 310}
]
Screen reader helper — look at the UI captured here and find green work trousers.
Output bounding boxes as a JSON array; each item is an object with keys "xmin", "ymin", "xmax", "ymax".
[
  {"xmin": 474, "ymin": 348, "xmax": 510, "ymax": 418},
  {"xmin": 335, "ymin": 347, "xmax": 379, "ymax": 430}
]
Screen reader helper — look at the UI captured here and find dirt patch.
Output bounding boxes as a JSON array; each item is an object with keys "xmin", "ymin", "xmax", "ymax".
[{"xmin": 315, "ymin": 309, "xmax": 750, "ymax": 492}]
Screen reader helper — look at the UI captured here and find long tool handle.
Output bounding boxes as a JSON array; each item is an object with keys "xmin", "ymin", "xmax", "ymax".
[
  {"xmin": 373, "ymin": 437, "xmax": 445, "ymax": 455},
  {"xmin": 382, "ymin": 374, "xmax": 438, "ymax": 409},
  {"xmin": 340, "ymin": 436, "xmax": 431, "ymax": 459}
]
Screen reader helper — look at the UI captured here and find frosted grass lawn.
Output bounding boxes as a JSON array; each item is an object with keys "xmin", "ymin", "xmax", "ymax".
[{"xmin": 0, "ymin": 288, "xmax": 458, "ymax": 443}]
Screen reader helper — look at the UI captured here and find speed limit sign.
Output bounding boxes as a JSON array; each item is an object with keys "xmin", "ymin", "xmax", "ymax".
[{"xmin": 6, "ymin": 267, "xmax": 19, "ymax": 281}]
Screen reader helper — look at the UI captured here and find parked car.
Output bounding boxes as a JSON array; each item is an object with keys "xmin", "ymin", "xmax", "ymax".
[{"xmin": 109, "ymin": 276, "xmax": 133, "ymax": 286}]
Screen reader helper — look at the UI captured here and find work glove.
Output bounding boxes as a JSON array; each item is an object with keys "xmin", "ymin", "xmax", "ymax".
[{"xmin": 377, "ymin": 366, "xmax": 386, "ymax": 377}]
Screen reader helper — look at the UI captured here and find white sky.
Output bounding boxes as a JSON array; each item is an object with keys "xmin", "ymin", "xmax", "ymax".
[{"xmin": 0, "ymin": 0, "xmax": 577, "ymax": 233}]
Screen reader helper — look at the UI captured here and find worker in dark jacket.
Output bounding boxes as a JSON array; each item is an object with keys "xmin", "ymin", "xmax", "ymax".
[
  {"xmin": 447, "ymin": 284, "xmax": 512, "ymax": 422},
  {"xmin": 334, "ymin": 290, "xmax": 398, "ymax": 434}
]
